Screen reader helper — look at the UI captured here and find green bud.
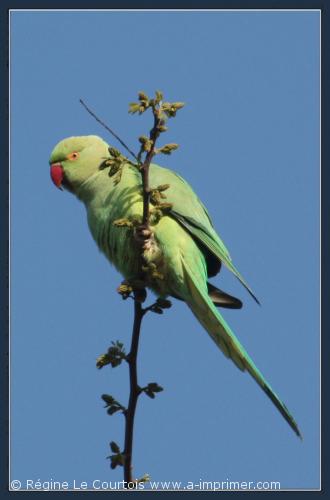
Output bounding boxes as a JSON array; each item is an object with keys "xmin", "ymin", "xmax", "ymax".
[
  {"xmin": 117, "ymin": 282, "xmax": 133, "ymax": 296},
  {"xmin": 98, "ymin": 340, "xmax": 127, "ymax": 368},
  {"xmin": 109, "ymin": 164, "xmax": 121, "ymax": 177},
  {"xmin": 158, "ymin": 125, "xmax": 168, "ymax": 132},
  {"xmin": 108, "ymin": 146, "xmax": 121, "ymax": 158},
  {"xmin": 149, "ymin": 209, "xmax": 163, "ymax": 225},
  {"xmin": 110, "ymin": 441, "xmax": 120, "ymax": 454},
  {"xmin": 151, "ymin": 305, "xmax": 163, "ymax": 314},
  {"xmin": 109, "ymin": 452, "xmax": 125, "ymax": 469},
  {"xmin": 99, "ymin": 159, "xmax": 111, "ymax": 171},
  {"xmin": 160, "ymin": 102, "xmax": 184, "ymax": 118},
  {"xmin": 113, "ymin": 219, "xmax": 133, "ymax": 228},
  {"xmin": 172, "ymin": 102, "xmax": 185, "ymax": 110},
  {"xmin": 155, "ymin": 90, "xmax": 163, "ymax": 103},
  {"xmin": 101, "ymin": 394, "xmax": 115, "ymax": 405},
  {"xmin": 157, "ymin": 184, "xmax": 170, "ymax": 192},
  {"xmin": 150, "ymin": 191, "xmax": 162, "ymax": 205},
  {"xmin": 144, "ymin": 389, "xmax": 155, "ymax": 398},
  {"xmin": 137, "ymin": 474, "xmax": 151, "ymax": 484},
  {"xmin": 159, "ymin": 112, "xmax": 168, "ymax": 122},
  {"xmin": 158, "ymin": 143, "xmax": 179, "ymax": 155},
  {"xmin": 128, "ymin": 102, "xmax": 140, "ymax": 114},
  {"xmin": 147, "ymin": 382, "xmax": 163, "ymax": 392},
  {"xmin": 96, "ymin": 354, "xmax": 110, "ymax": 369},
  {"xmin": 157, "ymin": 202, "xmax": 173, "ymax": 212},
  {"xmin": 152, "ymin": 271, "xmax": 164, "ymax": 280},
  {"xmin": 138, "ymin": 91, "xmax": 149, "ymax": 102},
  {"xmin": 156, "ymin": 298, "xmax": 172, "ymax": 309},
  {"xmin": 144, "ymin": 141, "xmax": 153, "ymax": 152},
  {"xmin": 142, "ymin": 382, "xmax": 164, "ymax": 398},
  {"xmin": 108, "ymin": 406, "xmax": 120, "ymax": 415}
]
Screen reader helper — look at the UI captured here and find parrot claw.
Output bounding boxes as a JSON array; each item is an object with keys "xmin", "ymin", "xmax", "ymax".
[{"xmin": 134, "ymin": 226, "xmax": 152, "ymax": 243}]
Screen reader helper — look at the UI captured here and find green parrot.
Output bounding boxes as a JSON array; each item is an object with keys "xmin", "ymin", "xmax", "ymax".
[{"xmin": 49, "ymin": 134, "xmax": 301, "ymax": 438}]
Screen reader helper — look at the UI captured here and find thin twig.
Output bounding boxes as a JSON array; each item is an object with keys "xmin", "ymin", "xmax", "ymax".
[{"xmin": 79, "ymin": 99, "xmax": 139, "ymax": 163}]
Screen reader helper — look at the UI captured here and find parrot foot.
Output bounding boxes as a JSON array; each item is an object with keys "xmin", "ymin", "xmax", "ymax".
[{"xmin": 134, "ymin": 226, "xmax": 152, "ymax": 242}]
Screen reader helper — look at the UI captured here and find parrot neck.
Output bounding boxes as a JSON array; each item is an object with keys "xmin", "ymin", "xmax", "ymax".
[{"xmin": 74, "ymin": 169, "xmax": 111, "ymax": 205}]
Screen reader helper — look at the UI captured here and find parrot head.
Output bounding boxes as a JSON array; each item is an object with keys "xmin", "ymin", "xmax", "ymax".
[{"xmin": 49, "ymin": 135, "xmax": 109, "ymax": 193}]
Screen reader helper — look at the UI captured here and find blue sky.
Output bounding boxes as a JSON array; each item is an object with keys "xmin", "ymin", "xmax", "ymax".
[{"xmin": 10, "ymin": 10, "xmax": 320, "ymax": 491}]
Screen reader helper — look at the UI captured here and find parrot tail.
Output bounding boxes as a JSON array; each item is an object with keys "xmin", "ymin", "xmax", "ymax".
[{"xmin": 181, "ymin": 260, "xmax": 302, "ymax": 439}]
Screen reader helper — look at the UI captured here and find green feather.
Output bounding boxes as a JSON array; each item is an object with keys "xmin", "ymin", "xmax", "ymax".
[{"xmin": 148, "ymin": 165, "xmax": 259, "ymax": 303}]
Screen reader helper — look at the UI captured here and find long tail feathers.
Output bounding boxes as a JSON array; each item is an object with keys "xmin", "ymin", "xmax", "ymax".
[{"xmin": 182, "ymin": 261, "xmax": 302, "ymax": 439}]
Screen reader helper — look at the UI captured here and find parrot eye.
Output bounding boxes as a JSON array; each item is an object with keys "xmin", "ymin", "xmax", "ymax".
[{"xmin": 67, "ymin": 151, "xmax": 80, "ymax": 161}]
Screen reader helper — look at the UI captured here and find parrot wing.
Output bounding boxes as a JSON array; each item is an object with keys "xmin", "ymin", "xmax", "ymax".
[{"xmin": 149, "ymin": 164, "xmax": 259, "ymax": 304}]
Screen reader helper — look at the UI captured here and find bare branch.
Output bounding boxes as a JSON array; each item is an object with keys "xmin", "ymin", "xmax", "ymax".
[{"xmin": 123, "ymin": 297, "xmax": 144, "ymax": 483}]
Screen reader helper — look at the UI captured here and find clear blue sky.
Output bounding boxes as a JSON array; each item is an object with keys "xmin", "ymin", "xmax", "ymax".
[{"xmin": 10, "ymin": 10, "xmax": 320, "ymax": 491}]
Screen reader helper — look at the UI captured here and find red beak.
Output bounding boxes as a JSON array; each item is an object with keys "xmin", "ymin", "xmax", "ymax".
[{"xmin": 50, "ymin": 163, "xmax": 64, "ymax": 190}]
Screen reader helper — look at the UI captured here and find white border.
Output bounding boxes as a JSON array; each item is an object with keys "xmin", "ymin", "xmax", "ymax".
[{"xmin": 8, "ymin": 8, "xmax": 322, "ymax": 493}]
